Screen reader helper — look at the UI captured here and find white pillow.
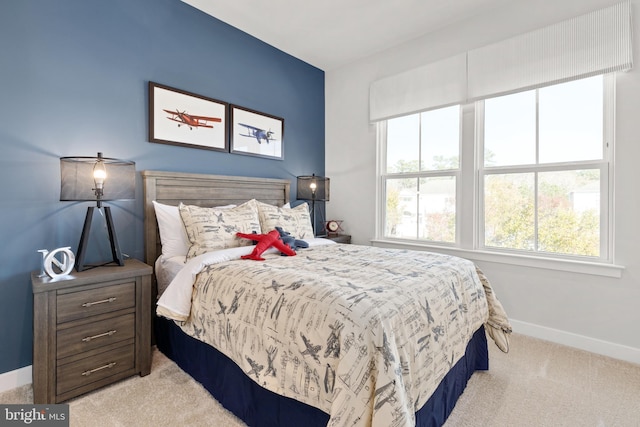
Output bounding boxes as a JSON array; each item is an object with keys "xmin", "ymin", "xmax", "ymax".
[
  {"xmin": 256, "ymin": 201, "xmax": 314, "ymax": 239},
  {"xmin": 179, "ymin": 200, "xmax": 261, "ymax": 259},
  {"xmin": 152, "ymin": 201, "xmax": 189, "ymax": 260},
  {"xmin": 152, "ymin": 201, "xmax": 235, "ymax": 259}
]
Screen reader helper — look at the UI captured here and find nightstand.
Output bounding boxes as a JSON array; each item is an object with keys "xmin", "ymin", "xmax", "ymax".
[
  {"xmin": 324, "ymin": 234, "xmax": 351, "ymax": 244},
  {"xmin": 31, "ymin": 258, "xmax": 153, "ymax": 403}
]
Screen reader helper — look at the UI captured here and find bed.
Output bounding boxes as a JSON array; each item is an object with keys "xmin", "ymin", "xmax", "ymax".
[{"xmin": 142, "ymin": 170, "xmax": 511, "ymax": 427}]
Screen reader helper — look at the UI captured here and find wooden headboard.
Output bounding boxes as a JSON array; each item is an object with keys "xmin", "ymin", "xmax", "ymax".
[{"xmin": 142, "ymin": 170, "xmax": 291, "ymax": 267}]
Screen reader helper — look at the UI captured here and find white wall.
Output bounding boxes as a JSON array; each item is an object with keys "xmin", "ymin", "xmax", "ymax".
[{"xmin": 325, "ymin": 0, "xmax": 640, "ymax": 363}]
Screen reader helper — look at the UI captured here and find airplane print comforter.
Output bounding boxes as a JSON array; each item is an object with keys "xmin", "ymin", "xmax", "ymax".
[{"xmin": 157, "ymin": 243, "xmax": 510, "ymax": 427}]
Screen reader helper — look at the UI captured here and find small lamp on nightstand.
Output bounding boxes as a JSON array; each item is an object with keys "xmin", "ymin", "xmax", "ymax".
[
  {"xmin": 297, "ymin": 174, "xmax": 330, "ymax": 236},
  {"xmin": 60, "ymin": 152, "xmax": 135, "ymax": 272}
]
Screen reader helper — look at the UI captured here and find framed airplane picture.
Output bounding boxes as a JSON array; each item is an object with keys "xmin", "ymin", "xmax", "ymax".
[
  {"xmin": 148, "ymin": 82, "xmax": 228, "ymax": 152},
  {"xmin": 230, "ymin": 104, "xmax": 284, "ymax": 160}
]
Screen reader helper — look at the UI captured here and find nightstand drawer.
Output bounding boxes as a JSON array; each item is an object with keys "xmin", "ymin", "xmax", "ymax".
[
  {"xmin": 56, "ymin": 344, "xmax": 135, "ymax": 396},
  {"xmin": 57, "ymin": 313, "xmax": 135, "ymax": 359},
  {"xmin": 57, "ymin": 282, "xmax": 135, "ymax": 324}
]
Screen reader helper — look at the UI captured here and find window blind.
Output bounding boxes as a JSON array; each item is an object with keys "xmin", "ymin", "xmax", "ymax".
[
  {"xmin": 369, "ymin": 53, "xmax": 467, "ymax": 122},
  {"xmin": 467, "ymin": 0, "xmax": 632, "ymax": 101},
  {"xmin": 369, "ymin": 1, "xmax": 632, "ymax": 121}
]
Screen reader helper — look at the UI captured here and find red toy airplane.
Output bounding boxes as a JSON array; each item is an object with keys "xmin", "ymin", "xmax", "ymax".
[
  {"xmin": 236, "ymin": 230, "xmax": 296, "ymax": 261},
  {"xmin": 163, "ymin": 109, "xmax": 222, "ymax": 130}
]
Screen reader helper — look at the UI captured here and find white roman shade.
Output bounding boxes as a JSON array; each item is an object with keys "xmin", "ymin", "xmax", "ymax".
[
  {"xmin": 369, "ymin": 1, "xmax": 632, "ymax": 121},
  {"xmin": 369, "ymin": 53, "xmax": 467, "ymax": 122},
  {"xmin": 467, "ymin": 1, "xmax": 633, "ymax": 101}
]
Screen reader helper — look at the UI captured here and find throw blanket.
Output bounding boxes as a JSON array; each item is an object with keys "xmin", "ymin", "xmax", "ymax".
[{"xmin": 158, "ymin": 243, "xmax": 511, "ymax": 427}]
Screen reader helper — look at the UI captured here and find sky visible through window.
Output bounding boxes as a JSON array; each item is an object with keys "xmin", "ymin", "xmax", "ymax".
[
  {"xmin": 485, "ymin": 75, "xmax": 603, "ymax": 166},
  {"xmin": 387, "ymin": 105, "xmax": 459, "ymax": 172},
  {"xmin": 387, "ymin": 75, "xmax": 603, "ymax": 170}
]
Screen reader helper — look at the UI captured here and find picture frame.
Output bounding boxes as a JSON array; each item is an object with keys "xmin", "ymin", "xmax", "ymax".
[
  {"xmin": 148, "ymin": 82, "xmax": 228, "ymax": 152},
  {"xmin": 230, "ymin": 104, "xmax": 284, "ymax": 160}
]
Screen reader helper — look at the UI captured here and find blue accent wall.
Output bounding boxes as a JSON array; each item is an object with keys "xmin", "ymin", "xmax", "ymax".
[{"xmin": 0, "ymin": 0, "xmax": 324, "ymax": 375}]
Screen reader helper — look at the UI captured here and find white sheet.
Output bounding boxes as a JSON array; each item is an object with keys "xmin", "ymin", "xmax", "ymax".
[
  {"xmin": 155, "ymin": 255, "xmax": 186, "ymax": 296},
  {"xmin": 157, "ymin": 238, "xmax": 336, "ymax": 319}
]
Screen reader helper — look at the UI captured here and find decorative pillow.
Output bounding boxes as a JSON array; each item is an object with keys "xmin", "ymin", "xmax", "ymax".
[
  {"xmin": 256, "ymin": 201, "xmax": 314, "ymax": 240},
  {"xmin": 179, "ymin": 200, "xmax": 260, "ymax": 259},
  {"xmin": 153, "ymin": 201, "xmax": 237, "ymax": 259}
]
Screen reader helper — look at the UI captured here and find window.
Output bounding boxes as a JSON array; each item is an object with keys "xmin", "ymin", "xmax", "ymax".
[
  {"xmin": 379, "ymin": 74, "xmax": 613, "ymax": 262},
  {"xmin": 382, "ymin": 105, "xmax": 460, "ymax": 244}
]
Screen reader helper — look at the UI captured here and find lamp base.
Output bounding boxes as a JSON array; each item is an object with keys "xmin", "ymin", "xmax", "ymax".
[{"xmin": 75, "ymin": 206, "xmax": 125, "ymax": 272}]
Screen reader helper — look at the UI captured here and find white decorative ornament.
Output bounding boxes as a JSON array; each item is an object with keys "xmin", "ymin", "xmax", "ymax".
[{"xmin": 39, "ymin": 247, "xmax": 75, "ymax": 278}]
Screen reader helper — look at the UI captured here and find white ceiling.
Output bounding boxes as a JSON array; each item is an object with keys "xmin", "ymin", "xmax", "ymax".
[{"xmin": 181, "ymin": 0, "xmax": 512, "ymax": 71}]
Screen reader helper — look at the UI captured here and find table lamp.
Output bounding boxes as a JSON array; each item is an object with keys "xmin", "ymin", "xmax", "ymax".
[
  {"xmin": 296, "ymin": 174, "xmax": 330, "ymax": 236},
  {"xmin": 60, "ymin": 152, "xmax": 135, "ymax": 271}
]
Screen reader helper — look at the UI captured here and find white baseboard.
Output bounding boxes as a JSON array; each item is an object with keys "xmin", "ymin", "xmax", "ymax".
[
  {"xmin": 511, "ymin": 319, "xmax": 640, "ymax": 365},
  {"xmin": 0, "ymin": 364, "xmax": 31, "ymax": 394}
]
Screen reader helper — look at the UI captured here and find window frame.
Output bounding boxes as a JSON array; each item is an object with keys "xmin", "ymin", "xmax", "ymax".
[
  {"xmin": 476, "ymin": 74, "xmax": 614, "ymax": 263},
  {"xmin": 375, "ymin": 74, "xmax": 620, "ymax": 275},
  {"xmin": 377, "ymin": 106, "xmax": 463, "ymax": 246}
]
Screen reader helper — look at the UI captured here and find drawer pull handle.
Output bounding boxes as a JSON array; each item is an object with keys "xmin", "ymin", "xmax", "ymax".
[
  {"xmin": 82, "ymin": 297, "xmax": 116, "ymax": 307},
  {"xmin": 81, "ymin": 362, "xmax": 116, "ymax": 376},
  {"xmin": 82, "ymin": 330, "xmax": 117, "ymax": 343}
]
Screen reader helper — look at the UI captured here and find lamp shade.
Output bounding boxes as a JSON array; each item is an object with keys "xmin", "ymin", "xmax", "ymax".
[
  {"xmin": 297, "ymin": 174, "xmax": 330, "ymax": 201},
  {"xmin": 60, "ymin": 153, "xmax": 135, "ymax": 202}
]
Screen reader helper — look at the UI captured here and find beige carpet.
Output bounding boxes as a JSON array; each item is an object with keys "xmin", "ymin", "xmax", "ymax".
[{"xmin": 2, "ymin": 333, "xmax": 639, "ymax": 426}]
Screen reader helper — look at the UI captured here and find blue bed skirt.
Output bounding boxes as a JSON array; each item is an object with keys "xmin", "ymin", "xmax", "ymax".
[{"xmin": 155, "ymin": 316, "xmax": 488, "ymax": 427}]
